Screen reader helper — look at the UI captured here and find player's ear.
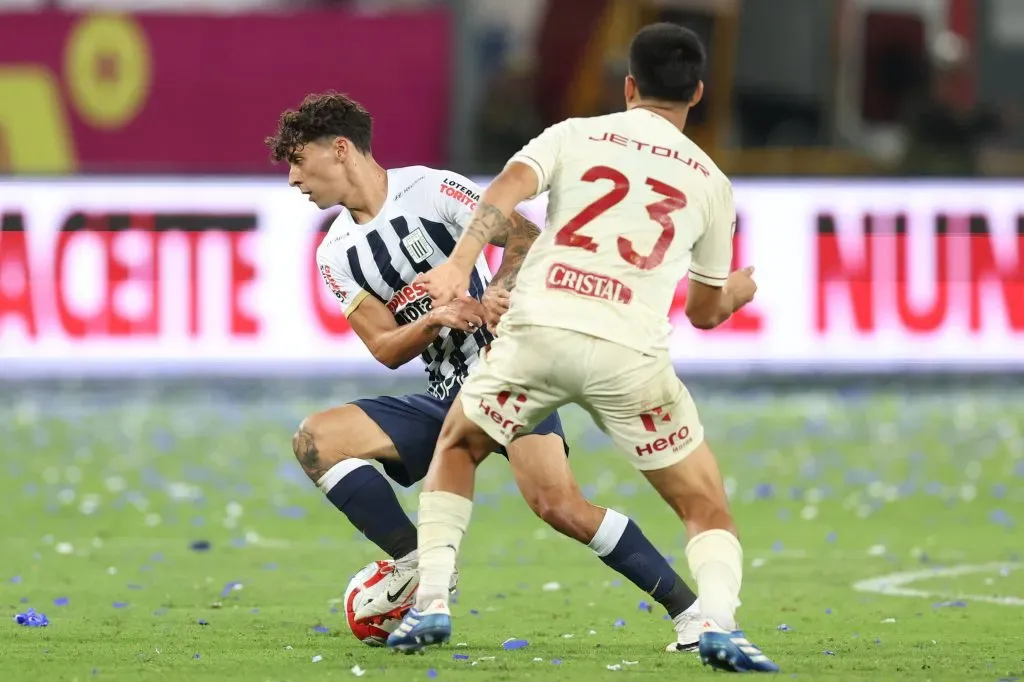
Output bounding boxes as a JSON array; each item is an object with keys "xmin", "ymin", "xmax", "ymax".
[
  {"xmin": 624, "ymin": 74, "xmax": 638, "ymax": 106},
  {"xmin": 332, "ymin": 136, "xmax": 348, "ymax": 161},
  {"xmin": 689, "ymin": 81, "xmax": 705, "ymax": 109}
]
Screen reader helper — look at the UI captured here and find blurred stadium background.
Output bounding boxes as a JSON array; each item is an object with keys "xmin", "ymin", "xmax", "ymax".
[{"xmin": 0, "ymin": 1, "xmax": 1022, "ymax": 678}]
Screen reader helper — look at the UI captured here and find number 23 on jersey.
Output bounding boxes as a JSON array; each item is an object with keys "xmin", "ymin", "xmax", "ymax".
[{"xmin": 554, "ymin": 165, "xmax": 687, "ymax": 271}]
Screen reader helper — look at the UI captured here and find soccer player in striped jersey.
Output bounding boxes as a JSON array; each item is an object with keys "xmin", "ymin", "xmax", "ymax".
[{"xmin": 265, "ymin": 93, "xmax": 705, "ymax": 648}]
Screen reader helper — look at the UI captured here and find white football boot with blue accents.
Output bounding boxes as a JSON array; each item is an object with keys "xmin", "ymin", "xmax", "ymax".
[
  {"xmin": 386, "ymin": 599, "xmax": 452, "ymax": 653},
  {"xmin": 698, "ymin": 619, "xmax": 780, "ymax": 673}
]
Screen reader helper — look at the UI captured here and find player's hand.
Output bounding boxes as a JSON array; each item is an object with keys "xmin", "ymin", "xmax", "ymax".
[
  {"xmin": 417, "ymin": 262, "xmax": 471, "ymax": 307},
  {"xmin": 726, "ymin": 266, "xmax": 757, "ymax": 310},
  {"xmin": 480, "ymin": 287, "xmax": 510, "ymax": 332},
  {"xmin": 428, "ymin": 296, "xmax": 485, "ymax": 333}
]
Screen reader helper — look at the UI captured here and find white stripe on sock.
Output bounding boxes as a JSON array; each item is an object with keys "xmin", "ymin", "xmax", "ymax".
[
  {"xmin": 587, "ymin": 509, "xmax": 629, "ymax": 557},
  {"xmin": 316, "ymin": 458, "xmax": 373, "ymax": 493}
]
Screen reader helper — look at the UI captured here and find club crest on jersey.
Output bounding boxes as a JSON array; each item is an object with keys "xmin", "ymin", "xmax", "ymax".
[{"xmin": 401, "ymin": 228, "xmax": 434, "ymax": 264}]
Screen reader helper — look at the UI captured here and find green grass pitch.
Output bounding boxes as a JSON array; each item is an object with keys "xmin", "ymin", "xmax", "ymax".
[{"xmin": 1, "ymin": 380, "xmax": 1021, "ymax": 681}]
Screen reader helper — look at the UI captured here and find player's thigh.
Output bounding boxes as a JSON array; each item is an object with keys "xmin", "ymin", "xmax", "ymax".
[
  {"xmin": 641, "ymin": 441, "xmax": 735, "ymax": 533},
  {"xmin": 458, "ymin": 325, "xmax": 572, "ymax": 447},
  {"xmin": 351, "ymin": 394, "xmax": 454, "ymax": 487},
  {"xmin": 585, "ymin": 348, "xmax": 706, "ymax": 472},
  {"xmin": 294, "ymin": 404, "xmax": 399, "ymax": 479}
]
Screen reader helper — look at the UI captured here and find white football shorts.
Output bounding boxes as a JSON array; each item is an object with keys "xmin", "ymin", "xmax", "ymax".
[{"xmin": 459, "ymin": 323, "xmax": 705, "ymax": 470}]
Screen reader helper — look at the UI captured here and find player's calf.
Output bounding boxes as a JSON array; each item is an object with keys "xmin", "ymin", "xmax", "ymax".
[
  {"xmin": 643, "ymin": 441, "xmax": 742, "ymax": 632},
  {"xmin": 291, "ymin": 406, "xmax": 418, "ymax": 564}
]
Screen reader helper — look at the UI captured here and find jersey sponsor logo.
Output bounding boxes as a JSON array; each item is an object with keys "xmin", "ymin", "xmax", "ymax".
[
  {"xmin": 388, "ymin": 282, "xmax": 429, "ymax": 314},
  {"xmin": 440, "ymin": 178, "xmax": 480, "ymax": 208},
  {"xmin": 634, "ymin": 424, "xmax": 691, "ymax": 457},
  {"xmin": 587, "ymin": 132, "xmax": 711, "ymax": 177},
  {"xmin": 477, "ymin": 390, "xmax": 527, "ymax": 437},
  {"xmin": 393, "ymin": 175, "xmax": 426, "ymax": 202},
  {"xmin": 401, "ymin": 227, "xmax": 434, "ymax": 264},
  {"xmin": 546, "ymin": 263, "xmax": 633, "ymax": 304},
  {"xmin": 319, "ymin": 264, "xmax": 348, "ymax": 301},
  {"xmin": 639, "ymin": 406, "xmax": 672, "ymax": 432},
  {"xmin": 427, "ymin": 372, "xmax": 462, "ymax": 401}
]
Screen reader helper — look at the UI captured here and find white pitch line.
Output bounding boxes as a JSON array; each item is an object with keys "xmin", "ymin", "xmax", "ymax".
[{"xmin": 852, "ymin": 563, "xmax": 1024, "ymax": 606}]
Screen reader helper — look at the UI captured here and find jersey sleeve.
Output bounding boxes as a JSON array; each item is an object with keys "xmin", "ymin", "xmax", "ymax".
[
  {"xmin": 432, "ymin": 170, "xmax": 485, "ymax": 233},
  {"xmin": 316, "ymin": 248, "xmax": 369, "ymax": 317},
  {"xmin": 507, "ymin": 120, "xmax": 569, "ymax": 199},
  {"xmin": 688, "ymin": 180, "xmax": 736, "ymax": 287}
]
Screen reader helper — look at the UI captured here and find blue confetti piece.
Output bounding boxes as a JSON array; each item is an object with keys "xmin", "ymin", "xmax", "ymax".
[
  {"xmin": 638, "ymin": 601, "xmax": 653, "ymax": 612},
  {"xmin": 329, "ymin": 607, "xmax": 338, "ymax": 614},
  {"xmin": 469, "ymin": 609, "xmax": 479, "ymax": 616},
  {"xmin": 112, "ymin": 602, "xmax": 128, "ymax": 609},
  {"xmin": 771, "ymin": 540, "xmax": 784, "ymax": 552},
  {"xmin": 193, "ymin": 653, "xmax": 201, "ymax": 660},
  {"xmin": 452, "ymin": 654, "xmax": 469, "ymax": 660},
  {"xmin": 278, "ymin": 505, "xmax": 307, "ymax": 519},
  {"xmin": 551, "ymin": 659, "xmax": 563, "ymax": 665},
  {"xmin": 874, "ymin": 639, "xmax": 882, "ymax": 645},
  {"xmin": 610, "ymin": 580, "xmax": 622, "ymax": 588},
  {"xmin": 826, "ymin": 532, "xmax": 837, "ymax": 543},
  {"xmin": 613, "ymin": 619, "xmax": 626, "ymax": 627},
  {"xmin": 754, "ymin": 483, "xmax": 774, "ymax": 499},
  {"xmin": 502, "ymin": 638, "xmax": 529, "ymax": 650},
  {"xmin": 933, "ymin": 600, "xmax": 967, "ymax": 608},
  {"xmin": 990, "ymin": 510, "xmax": 1012, "ymax": 527},
  {"xmin": 262, "ymin": 563, "xmax": 278, "ymax": 571},
  {"xmin": 189, "ymin": 540, "xmax": 211, "ymax": 552},
  {"xmin": 823, "ymin": 650, "xmax": 835, "ymax": 656},
  {"xmin": 53, "ymin": 597, "xmax": 69, "ymax": 607},
  {"xmin": 198, "ymin": 619, "xmax": 209, "ymax": 625},
  {"xmin": 427, "ymin": 669, "xmax": 437, "ymax": 678},
  {"xmin": 250, "ymin": 609, "xmax": 259, "ymax": 614},
  {"xmin": 14, "ymin": 608, "xmax": 49, "ymax": 627},
  {"xmin": 219, "ymin": 582, "xmax": 240, "ymax": 598},
  {"xmin": 154, "ymin": 608, "xmax": 168, "ymax": 616},
  {"xmin": 778, "ymin": 624, "xmax": 791, "ymax": 632},
  {"xmin": 8, "ymin": 576, "xmax": 22, "ymax": 584},
  {"xmin": 229, "ymin": 538, "xmax": 246, "ymax": 548},
  {"xmin": 127, "ymin": 584, "xmax": 143, "ymax": 591},
  {"xmin": 313, "ymin": 625, "xmax": 329, "ymax": 634}
]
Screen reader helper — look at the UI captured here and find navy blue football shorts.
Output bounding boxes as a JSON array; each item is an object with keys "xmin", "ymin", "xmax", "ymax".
[{"xmin": 353, "ymin": 390, "xmax": 569, "ymax": 487}]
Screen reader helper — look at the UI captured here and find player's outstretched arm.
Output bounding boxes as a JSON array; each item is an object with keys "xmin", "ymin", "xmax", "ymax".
[
  {"xmin": 420, "ymin": 163, "xmax": 540, "ymax": 305},
  {"xmin": 347, "ymin": 296, "xmax": 484, "ymax": 370},
  {"xmin": 489, "ymin": 212, "xmax": 541, "ymax": 293}
]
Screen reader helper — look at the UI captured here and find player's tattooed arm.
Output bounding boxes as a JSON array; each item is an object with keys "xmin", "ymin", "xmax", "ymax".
[
  {"xmin": 490, "ymin": 212, "xmax": 541, "ymax": 292},
  {"xmin": 462, "ymin": 201, "xmax": 515, "ymax": 251}
]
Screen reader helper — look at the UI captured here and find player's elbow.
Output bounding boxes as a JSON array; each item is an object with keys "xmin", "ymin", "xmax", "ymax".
[
  {"xmin": 368, "ymin": 346, "xmax": 404, "ymax": 370},
  {"xmin": 686, "ymin": 312, "xmax": 721, "ymax": 330}
]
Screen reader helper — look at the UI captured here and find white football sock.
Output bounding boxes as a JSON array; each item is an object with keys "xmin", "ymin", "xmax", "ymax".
[
  {"xmin": 586, "ymin": 508, "xmax": 629, "ymax": 556},
  {"xmin": 415, "ymin": 491, "xmax": 472, "ymax": 610},
  {"xmin": 396, "ymin": 550, "xmax": 418, "ymax": 569},
  {"xmin": 685, "ymin": 529, "xmax": 743, "ymax": 631}
]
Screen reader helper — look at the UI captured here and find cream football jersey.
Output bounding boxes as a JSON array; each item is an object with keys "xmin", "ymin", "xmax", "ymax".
[{"xmin": 501, "ymin": 108, "xmax": 736, "ymax": 354}]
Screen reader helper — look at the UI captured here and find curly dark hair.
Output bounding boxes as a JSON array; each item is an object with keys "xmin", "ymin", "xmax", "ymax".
[{"xmin": 265, "ymin": 92, "xmax": 373, "ymax": 163}]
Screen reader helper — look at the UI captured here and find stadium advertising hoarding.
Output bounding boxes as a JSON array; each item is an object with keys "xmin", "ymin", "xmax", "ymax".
[
  {"xmin": 0, "ymin": 11, "xmax": 451, "ymax": 174},
  {"xmin": 0, "ymin": 178, "xmax": 1021, "ymax": 376}
]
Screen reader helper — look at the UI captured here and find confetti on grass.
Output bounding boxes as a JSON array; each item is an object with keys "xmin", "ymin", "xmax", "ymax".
[
  {"xmin": 14, "ymin": 609, "xmax": 49, "ymax": 627},
  {"xmin": 501, "ymin": 638, "xmax": 528, "ymax": 650},
  {"xmin": 189, "ymin": 540, "xmax": 211, "ymax": 552},
  {"xmin": 53, "ymin": 597, "xmax": 69, "ymax": 607}
]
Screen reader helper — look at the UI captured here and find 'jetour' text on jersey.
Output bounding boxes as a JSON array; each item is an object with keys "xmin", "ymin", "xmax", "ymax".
[{"xmin": 315, "ymin": 166, "xmax": 495, "ymax": 400}]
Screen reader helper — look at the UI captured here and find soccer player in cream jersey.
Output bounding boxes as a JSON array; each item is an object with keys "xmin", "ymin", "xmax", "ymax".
[
  {"xmin": 265, "ymin": 92, "xmax": 710, "ymax": 651},
  {"xmin": 391, "ymin": 23, "xmax": 779, "ymax": 672}
]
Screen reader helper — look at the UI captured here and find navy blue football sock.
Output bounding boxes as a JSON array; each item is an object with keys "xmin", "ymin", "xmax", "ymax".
[
  {"xmin": 589, "ymin": 510, "xmax": 697, "ymax": 618},
  {"xmin": 322, "ymin": 461, "xmax": 417, "ymax": 560}
]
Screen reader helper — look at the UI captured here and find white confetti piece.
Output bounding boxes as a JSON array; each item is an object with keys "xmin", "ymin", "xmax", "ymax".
[
  {"xmin": 562, "ymin": 633, "xmax": 574, "ymax": 638},
  {"xmin": 350, "ymin": 665, "xmax": 365, "ymax": 677},
  {"xmin": 607, "ymin": 664, "xmax": 622, "ymax": 671},
  {"xmin": 311, "ymin": 655, "xmax": 323, "ymax": 663},
  {"xmin": 868, "ymin": 544, "xmax": 887, "ymax": 556},
  {"xmin": 882, "ymin": 617, "xmax": 896, "ymax": 623},
  {"xmin": 751, "ymin": 558, "xmax": 767, "ymax": 568},
  {"xmin": 542, "ymin": 582, "xmax": 561, "ymax": 591},
  {"xmin": 55, "ymin": 542, "xmax": 74, "ymax": 555}
]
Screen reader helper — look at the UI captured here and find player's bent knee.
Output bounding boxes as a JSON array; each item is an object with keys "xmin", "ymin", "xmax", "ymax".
[
  {"xmin": 525, "ymin": 488, "xmax": 595, "ymax": 544},
  {"xmin": 292, "ymin": 411, "xmax": 358, "ymax": 483}
]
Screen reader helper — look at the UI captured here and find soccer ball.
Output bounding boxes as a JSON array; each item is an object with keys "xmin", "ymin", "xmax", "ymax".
[{"xmin": 344, "ymin": 560, "xmax": 408, "ymax": 647}]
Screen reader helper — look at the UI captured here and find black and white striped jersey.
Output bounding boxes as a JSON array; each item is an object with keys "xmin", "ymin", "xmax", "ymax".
[{"xmin": 316, "ymin": 166, "xmax": 495, "ymax": 400}]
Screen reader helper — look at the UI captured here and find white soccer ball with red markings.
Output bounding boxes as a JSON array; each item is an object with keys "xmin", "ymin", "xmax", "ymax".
[{"xmin": 344, "ymin": 560, "xmax": 408, "ymax": 647}]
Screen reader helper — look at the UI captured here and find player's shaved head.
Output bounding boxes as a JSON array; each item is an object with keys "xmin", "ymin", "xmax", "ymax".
[
  {"xmin": 628, "ymin": 22, "xmax": 705, "ymax": 104},
  {"xmin": 266, "ymin": 91, "xmax": 373, "ymax": 163}
]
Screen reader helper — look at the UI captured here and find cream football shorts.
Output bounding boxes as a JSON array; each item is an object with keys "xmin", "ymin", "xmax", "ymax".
[{"xmin": 459, "ymin": 323, "xmax": 705, "ymax": 470}]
